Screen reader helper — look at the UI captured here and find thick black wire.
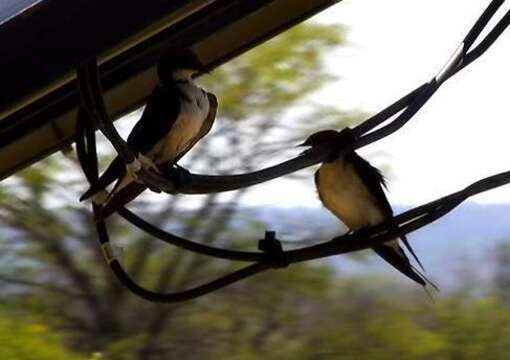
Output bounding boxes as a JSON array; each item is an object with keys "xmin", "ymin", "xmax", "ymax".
[
  {"xmin": 353, "ymin": 0, "xmax": 510, "ymax": 151},
  {"xmin": 464, "ymin": 0, "xmax": 505, "ymax": 50},
  {"xmin": 117, "ymin": 207, "xmax": 264, "ymax": 262},
  {"xmin": 75, "ymin": 108, "xmax": 510, "ymax": 301},
  {"xmin": 77, "ymin": 107, "xmax": 267, "ymax": 262},
  {"xmin": 74, "ymin": 0, "xmax": 510, "ymax": 302},
  {"xmin": 76, "ymin": 112, "xmax": 278, "ymax": 302},
  {"xmin": 78, "ymin": 0, "xmax": 510, "ymax": 196}
]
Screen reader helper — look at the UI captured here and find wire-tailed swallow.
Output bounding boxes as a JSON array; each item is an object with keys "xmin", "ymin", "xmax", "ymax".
[
  {"xmin": 301, "ymin": 128, "xmax": 437, "ymax": 290},
  {"xmin": 80, "ymin": 51, "xmax": 218, "ymax": 219}
]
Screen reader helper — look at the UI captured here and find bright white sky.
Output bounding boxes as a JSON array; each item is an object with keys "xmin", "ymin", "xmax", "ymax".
[{"xmin": 241, "ymin": 0, "xmax": 510, "ymax": 208}]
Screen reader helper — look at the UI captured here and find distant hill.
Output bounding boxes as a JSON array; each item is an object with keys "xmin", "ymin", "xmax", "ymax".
[
  {"xmin": 238, "ymin": 201, "xmax": 510, "ymax": 291},
  {"xmin": 150, "ymin": 200, "xmax": 509, "ymax": 292}
]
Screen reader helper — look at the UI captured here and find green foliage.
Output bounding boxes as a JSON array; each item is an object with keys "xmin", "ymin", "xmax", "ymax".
[
  {"xmin": 0, "ymin": 20, "xmax": 352, "ymax": 360},
  {"xmin": 3, "ymin": 15, "xmax": 510, "ymax": 360},
  {"xmin": 0, "ymin": 309, "xmax": 86, "ymax": 360},
  {"xmin": 201, "ymin": 22, "xmax": 345, "ymax": 120}
]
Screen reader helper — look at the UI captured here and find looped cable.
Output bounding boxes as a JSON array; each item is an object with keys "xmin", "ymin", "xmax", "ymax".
[
  {"xmin": 75, "ymin": 107, "xmax": 510, "ymax": 301},
  {"xmin": 75, "ymin": 107, "xmax": 273, "ymax": 302},
  {"xmin": 76, "ymin": 0, "xmax": 510, "ymax": 197},
  {"xmin": 74, "ymin": 0, "xmax": 510, "ymax": 302}
]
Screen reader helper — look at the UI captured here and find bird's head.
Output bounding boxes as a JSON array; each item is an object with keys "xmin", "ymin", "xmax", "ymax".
[
  {"xmin": 299, "ymin": 128, "xmax": 357, "ymax": 161},
  {"xmin": 299, "ymin": 128, "xmax": 356, "ymax": 148},
  {"xmin": 157, "ymin": 50, "xmax": 206, "ymax": 84},
  {"xmin": 300, "ymin": 130, "xmax": 341, "ymax": 147}
]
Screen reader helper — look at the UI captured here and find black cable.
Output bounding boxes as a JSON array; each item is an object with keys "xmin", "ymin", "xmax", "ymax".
[
  {"xmin": 117, "ymin": 207, "xmax": 265, "ymax": 262},
  {"xmin": 76, "ymin": 109, "xmax": 510, "ymax": 302},
  {"xmin": 76, "ymin": 112, "xmax": 285, "ymax": 302},
  {"xmin": 73, "ymin": 1, "xmax": 510, "ymax": 302}
]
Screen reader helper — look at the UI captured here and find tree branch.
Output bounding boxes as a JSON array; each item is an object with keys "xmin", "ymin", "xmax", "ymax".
[{"xmin": 0, "ymin": 273, "xmax": 85, "ymax": 299}]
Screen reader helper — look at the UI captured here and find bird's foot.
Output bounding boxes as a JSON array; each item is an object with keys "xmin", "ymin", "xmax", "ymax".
[
  {"xmin": 138, "ymin": 154, "xmax": 161, "ymax": 173},
  {"xmin": 168, "ymin": 164, "xmax": 192, "ymax": 188},
  {"xmin": 91, "ymin": 190, "xmax": 109, "ymax": 205},
  {"xmin": 126, "ymin": 154, "xmax": 161, "ymax": 184},
  {"xmin": 126, "ymin": 158, "xmax": 142, "ymax": 183}
]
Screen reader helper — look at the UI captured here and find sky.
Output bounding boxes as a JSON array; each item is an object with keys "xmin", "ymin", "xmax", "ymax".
[
  {"xmin": 108, "ymin": 0, "xmax": 510, "ymax": 212},
  {"xmin": 240, "ymin": 0, "xmax": 510, "ymax": 208},
  {"xmin": 57, "ymin": 0, "xmax": 509, "ymax": 290},
  {"xmin": 0, "ymin": 0, "xmax": 43, "ymax": 26},
  {"xmin": 42, "ymin": 0, "xmax": 509, "ymax": 289}
]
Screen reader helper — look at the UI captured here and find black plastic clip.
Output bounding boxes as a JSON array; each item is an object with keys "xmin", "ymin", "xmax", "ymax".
[{"xmin": 258, "ymin": 231, "xmax": 288, "ymax": 269}]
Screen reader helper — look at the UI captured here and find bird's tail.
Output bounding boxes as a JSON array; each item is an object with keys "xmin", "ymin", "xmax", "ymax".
[
  {"xmin": 80, "ymin": 156, "xmax": 124, "ymax": 202},
  {"xmin": 373, "ymin": 242, "xmax": 439, "ymax": 292},
  {"xmin": 94, "ymin": 182, "xmax": 147, "ymax": 221},
  {"xmin": 400, "ymin": 235, "xmax": 440, "ymax": 292},
  {"xmin": 401, "ymin": 234, "xmax": 425, "ymax": 271}
]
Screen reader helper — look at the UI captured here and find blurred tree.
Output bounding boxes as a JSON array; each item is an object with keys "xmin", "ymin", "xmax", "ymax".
[
  {"xmin": 3, "ymin": 16, "xmax": 510, "ymax": 360},
  {"xmin": 493, "ymin": 242, "xmax": 510, "ymax": 303},
  {"xmin": 0, "ymin": 20, "xmax": 353, "ymax": 360},
  {"xmin": 0, "ymin": 305, "xmax": 87, "ymax": 360}
]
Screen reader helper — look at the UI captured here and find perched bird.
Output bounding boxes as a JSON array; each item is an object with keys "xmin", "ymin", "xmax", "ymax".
[
  {"xmin": 301, "ymin": 128, "xmax": 437, "ymax": 290},
  {"xmin": 81, "ymin": 51, "xmax": 218, "ymax": 219}
]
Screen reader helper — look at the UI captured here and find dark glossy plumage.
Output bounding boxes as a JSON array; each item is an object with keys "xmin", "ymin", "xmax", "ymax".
[
  {"xmin": 306, "ymin": 128, "xmax": 434, "ymax": 289},
  {"xmin": 80, "ymin": 85, "xmax": 182, "ymax": 202},
  {"xmin": 91, "ymin": 92, "xmax": 218, "ymax": 220}
]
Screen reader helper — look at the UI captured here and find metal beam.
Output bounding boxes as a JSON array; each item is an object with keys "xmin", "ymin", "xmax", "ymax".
[{"xmin": 0, "ymin": 0, "xmax": 340, "ymax": 179}]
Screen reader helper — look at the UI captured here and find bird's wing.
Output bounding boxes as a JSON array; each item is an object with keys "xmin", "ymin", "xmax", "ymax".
[
  {"xmin": 174, "ymin": 91, "xmax": 218, "ymax": 163},
  {"xmin": 80, "ymin": 85, "xmax": 181, "ymax": 201},
  {"xmin": 94, "ymin": 182, "xmax": 146, "ymax": 221},
  {"xmin": 373, "ymin": 244, "xmax": 430, "ymax": 288},
  {"xmin": 127, "ymin": 85, "xmax": 182, "ymax": 154},
  {"xmin": 80, "ymin": 86, "xmax": 181, "ymax": 201},
  {"xmin": 400, "ymin": 234, "xmax": 425, "ymax": 270},
  {"xmin": 96, "ymin": 91, "xmax": 217, "ymax": 220},
  {"xmin": 347, "ymin": 152, "xmax": 392, "ymax": 217},
  {"xmin": 196, "ymin": 92, "xmax": 218, "ymax": 143},
  {"xmin": 348, "ymin": 152, "xmax": 426, "ymax": 270},
  {"xmin": 314, "ymin": 170, "xmax": 325, "ymax": 204}
]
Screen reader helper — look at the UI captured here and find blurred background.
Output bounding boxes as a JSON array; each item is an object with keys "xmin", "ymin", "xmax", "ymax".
[{"xmin": 1, "ymin": 0, "xmax": 510, "ymax": 358}]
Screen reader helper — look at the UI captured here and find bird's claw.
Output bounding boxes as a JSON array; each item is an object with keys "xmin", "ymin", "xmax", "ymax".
[
  {"xmin": 126, "ymin": 158, "xmax": 143, "ymax": 183},
  {"xmin": 92, "ymin": 190, "xmax": 109, "ymax": 205},
  {"xmin": 173, "ymin": 164, "xmax": 192, "ymax": 187},
  {"xmin": 138, "ymin": 154, "xmax": 161, "ymax": 173},
  {"xmin": 138, "ymin": 154, "xmax": 165, "ymax": 192},
  {"xmin": 161, "ymin": 164, "xmax": 192, "ymax": 188},
  {"xmin": 126, "ymin": 154, "xmax": 161, "ymax": 185}
]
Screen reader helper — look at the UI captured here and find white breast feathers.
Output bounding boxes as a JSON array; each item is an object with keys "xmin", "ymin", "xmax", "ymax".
[
  {"xmin": 316, "ymin": 157, "xmax": 385, "ymax": 230},
  {"xmin": 150, "ymin": 81, "xmax": 210, "ymax": 164}
]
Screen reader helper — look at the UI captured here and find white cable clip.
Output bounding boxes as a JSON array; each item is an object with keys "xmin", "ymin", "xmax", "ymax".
[
  {"xmin": 435, "ymin": 42, "xmax": 465, "ymax": 84},
  {"xmin": 101, "ymin": 242, "xmax": 117, "ymax": 264}
]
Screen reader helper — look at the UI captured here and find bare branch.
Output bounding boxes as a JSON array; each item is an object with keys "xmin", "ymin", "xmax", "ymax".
[{"xmin": 0, "ymin": 273, "xmax": 85, "ymax": 299}]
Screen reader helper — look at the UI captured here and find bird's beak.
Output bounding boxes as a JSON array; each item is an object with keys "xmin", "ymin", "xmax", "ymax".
[
  {"xmin": 195, "ymin": 62, "xmax": 210, "ymax": 74},
  {"xmin": 200, "ymin": 67, "xmax": 211, "ymax": 75},
  {"xmin": 192, "ymin": 67, "xmax": 210, "ymax": 78}
]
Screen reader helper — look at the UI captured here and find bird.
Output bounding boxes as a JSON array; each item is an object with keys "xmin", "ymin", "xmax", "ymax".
[
  {"xmin": 80, "ymin": 50, "xmax": 218, "ymax": 220},
  {"xmin": 300, "ymin": 128, "xmax": 438, "ymax": 291}
]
